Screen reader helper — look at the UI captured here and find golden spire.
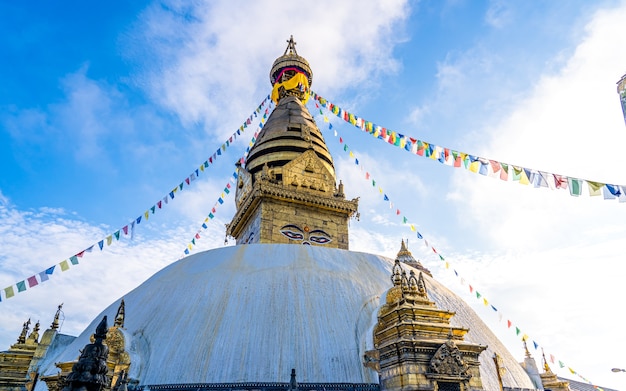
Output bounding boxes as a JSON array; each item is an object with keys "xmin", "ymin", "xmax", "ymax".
[
  {"xmin": 541, "ymin": 348, "xmax": 552, "ymax": 373},
  {"xmin": 114, "ymin": 299, "xmax": 125, "ymax": 328},
  {"xmin": 523, "ymin": 339, "xmax": 532, "ymax": 358},
  {"xmin": 16, "ymin": 319, "xmax": 30, "ymax": 344},
  {"xmin": 27, "ymin": 320, "xmax": 40, "ymax": 343},
  {"xmin": 50, "ymin": 303, "xmax": 63, "ymax": 330}
]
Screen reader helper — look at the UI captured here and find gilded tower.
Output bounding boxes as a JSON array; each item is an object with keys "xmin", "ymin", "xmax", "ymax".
[
  {"xmin": 365, "ymin": 249, "xmax": 487, "ymax": 391},
  {"xmin": 226, "ymin": 37, "xmax": 358, "ymax": 249}
]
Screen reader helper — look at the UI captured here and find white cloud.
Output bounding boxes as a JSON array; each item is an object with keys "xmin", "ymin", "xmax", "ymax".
[{"xmin": 129, "ymin": 0, "xmax": 410, "ymax": 136}]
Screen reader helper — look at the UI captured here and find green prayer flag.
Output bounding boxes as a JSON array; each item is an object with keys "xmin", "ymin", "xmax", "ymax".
[
  {"xmin": 515, "ymin": 327, "xmax": 521, "ymax": 336},
  {"xmin": 70, "ymin": 256, "xmax": 79, "ymax": 265},
  {"xmin": 568, "ymin": 177, "xmax": 582, "ymax": 196},
  {"xmin": 16, "ymin": 281, "xmax": 26, "ymax": 292}
]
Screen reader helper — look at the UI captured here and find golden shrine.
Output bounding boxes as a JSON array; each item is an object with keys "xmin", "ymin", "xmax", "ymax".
[{"xmin": 226, "ymin": 36, "xmax": 358, "ymax": 249}]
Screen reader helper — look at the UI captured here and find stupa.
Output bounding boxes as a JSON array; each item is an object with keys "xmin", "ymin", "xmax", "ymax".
[{"xmin": 2, "ymin": 37, "xmax": 615, "ymax": 391}]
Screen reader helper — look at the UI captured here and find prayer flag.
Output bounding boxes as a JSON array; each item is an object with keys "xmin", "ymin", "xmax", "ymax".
[
  {"xmin": 60, "ymin": 260, "xmax": 69, "ymax": 271},
  {"xmin": 39, "ymin": 269, "xmax": 51, "ymax": 282},
  {"xmin": 70, "ymin": 256, "xmax": 79, "ymax": 265},
  {"xmin": 587, "ymin": 180, "xmax": 604, "ymax": 196},
  {"xmin": 568, "ymin": 178, "xmax": 583, "ymax": 196},
  {"xmin": 500, "ymin": 163, "xmax": 509, "ymax": 181},
  {"xmin": 98, "ymin": 240, "xmax": 104, "ymax": 250},
  {"xmin": 107, "ymin": 235, "xmax": 113, "ymax": 245},
  {"xmin": 417, "ymin": 232, "xmax": 423, "ymax": 239},
  {"xmin": 27, "ymin": 276, "xmax": 38, "ymax": 288},
  {"xmin": 17, "ymin": 281, "xmax": 26, "ymax": 292},
  {"xmin": 4, "ymin": 286, "xmax": 15, "ymax": 298},
  {"xmin": 483, "ymin": 298, "xmax": 488, "ymax": 306},
  {"xmin": 123, "ymin": 225, "xmax": 129, "ymax": 235}
]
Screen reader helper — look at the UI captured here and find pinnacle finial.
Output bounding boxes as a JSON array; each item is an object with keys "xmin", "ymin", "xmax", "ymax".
[
  {"xmin": 27, "ymin": 320, "xmax": 40, "ymax": 343},
  {"xmin": 17, "ymin": 318, "xmax": 30, "ymax": 344},
  {"xmin": 51, "ymin": 303, "xmax": 63, "ymax": 330},
  {"xmin": 541, "ymin": 348, "xmax": 552, "ymax": 373},
  {"xmin": 523, "ymin": 339, "xmax": 531, "ymax": 358},
  {"xmin": 114, "ymin": 299, "xmax": 125, "ymax": 328},
  {"xmin": 285, "ymin": 35, "xmax": 298, "ymax": 56}
]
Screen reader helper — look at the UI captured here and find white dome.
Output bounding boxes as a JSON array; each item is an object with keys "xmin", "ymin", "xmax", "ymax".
[{"xmin": 39, "ymin": 244, "xmax": 535, "ymax": 390}]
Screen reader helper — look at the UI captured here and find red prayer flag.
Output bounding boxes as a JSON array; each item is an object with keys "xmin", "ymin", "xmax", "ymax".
[
  {"xmin": 195, "ymin": 233, "xmax": 201, "ymax": 239},
  {"xmin": 396, "ymin": 209, "xmax": 400, "ymax": 215},
  {"xmin": 157, "ymin": 200, "xmax": 162, "ymax": 209},
  {"xmin": 122, "ymin": 225, "xmax": 129, "ymax": 235},
  {"xmin": 185, "ymin": 178, "xmax": 190, "ymax": 185},
  {"xmin": 469, "ymin": 285, "xmax": 473, "ymax": 293},
  {"xmin": 507, "ymin": 320, "xmax": 512, "ymax": 328},
  {"xmin": 432, "ymin": 247, "xmax": 437, "ymax": 254},
  {"xmin": 76, "ymin": 251, "xmax": 85, "ymax": 258}
]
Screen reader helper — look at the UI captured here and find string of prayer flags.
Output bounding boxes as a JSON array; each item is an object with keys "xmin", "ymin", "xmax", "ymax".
[
  {"xmin": 316, "ymin": 112, "xmax": 602, "ymax": 389},
  {"xmin": 181, "ymin": 108, "xmax": 271, "ymax": 256},
  {"xmin": 311, "ymin": 91, "xmax": 626, "ymax": 203},
  {"xmin": 1, "ymin": 94, "xmax": 273, "ymax": 302}
]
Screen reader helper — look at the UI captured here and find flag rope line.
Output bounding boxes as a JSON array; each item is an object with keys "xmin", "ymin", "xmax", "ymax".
[
  {"xmin": 0, "ymin": 95, "xmax": 271, "ymax": 302},
  {"xmin": 310, "ymin": 100, "xmax": 604, "ymax": 390},
  {"xmin": 179, "ymin": 99, "xmax": 274, "ymax": 256},
  {"xmin": 311, "ymin": 91, "xmax": 626, "ymax": 203}
]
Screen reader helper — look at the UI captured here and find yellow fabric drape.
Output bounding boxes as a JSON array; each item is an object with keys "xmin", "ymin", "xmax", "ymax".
[{"xmin": 271, "ymin": 72, "xmax": 310, "ymax": 104}]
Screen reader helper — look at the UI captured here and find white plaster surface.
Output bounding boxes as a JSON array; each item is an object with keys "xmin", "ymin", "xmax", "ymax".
[{"xmin": 36, "ymin": 244, "xmax": 536, "ymax": 390}]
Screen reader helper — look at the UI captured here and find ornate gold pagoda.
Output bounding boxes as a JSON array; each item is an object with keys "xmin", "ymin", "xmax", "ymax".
[
  {"xmin": 365, "ymin": 250, "xmax": 487, "ymax": 391},
  {"xmin": 226, "ymin": 36, "xmax": 358, "ymax": 249}
]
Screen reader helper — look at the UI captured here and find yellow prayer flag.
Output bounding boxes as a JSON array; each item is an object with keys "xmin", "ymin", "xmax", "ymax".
[
  {"xmin": 469, "ymin": 161, "xmax": 480, "ymax": 173},
  {"xmin": 188, "ymin": 244, "xmax": 193, "ymax": 250},
  {"xmin": 60, "ymin": 260, "xmax": 69, "ymax": 271},
  {"xmin": 410, "ymin": 224, "xmax": 416, "ymax": 232},
  {"xmin": 107, "ymin": 235, "xmax": 113, "ymax": 245},
  {"xmin": 323, "ymin": 115, "xmax": 329, "ymax": 123},
  {"xmin": 445, "ymin": 262, "xmax": 449, "ymax": 269},
  {"xmin": 519, "ymin": 170, "xmax": 530, "ymax": 185},
  {"xmin": 200, "ymin": 165, "xmax": 205, "ymax": 172},
  {"xmin": 349, "ymin": 151, "xmax": 354, "ymax": 158},
  {"xmin": 173, "ymin": 187, "xmax": 178, "ymax": 193},
  {"xmin": 144, "ymin": 211, "xmax": 149, "ymax": 220},
  {"xmin": 378, "ymin": 187, "xmax": 383, "ymax": 194},
  {"xmin": 587, "ymin": 181, "xmax": 603, "ymax": 196},
  {"xmin": 204, "ymin": 217, "xmax": 209, "ymax": 223},
  {"xmin": 483, "ymin": 298, "xmax": 488, "ymax": 306}
]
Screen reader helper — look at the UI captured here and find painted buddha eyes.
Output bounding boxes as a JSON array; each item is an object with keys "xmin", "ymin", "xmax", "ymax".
[
  {"xmin": 308, "ymin": 230, "xmax": 331, "ymax": 244},
  {"xmin": 280, "ymin": 225, "xmax": 304, "ymax": 240},
  {"xmin": 279, "ymin": 225, "xmax": 332, "ymax": 245}
]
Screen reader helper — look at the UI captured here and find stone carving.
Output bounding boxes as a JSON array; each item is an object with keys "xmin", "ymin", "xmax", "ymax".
[
  {"xmin": 62, "ymin": 316, "xmax": 110, "ymax": 391},
  {"xmin": 430, "ymin": 339, "xmax": 469, "ymax": 377}
]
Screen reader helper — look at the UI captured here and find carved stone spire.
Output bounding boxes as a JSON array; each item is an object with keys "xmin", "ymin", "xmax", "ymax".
[
  {"xmin": 114, "ymin": 299, "xmax": 125, "ymax": 328},
  {"xmin": 51, "ymin": 303, "xmax": 63, "ymax": 330},
  {"xmin": 62, "ymin": 316, "xmax": 110, "ymax": 391},
  {"xmin": 17, "ymin": 319, "xmax": 30, "ymax": 344}
]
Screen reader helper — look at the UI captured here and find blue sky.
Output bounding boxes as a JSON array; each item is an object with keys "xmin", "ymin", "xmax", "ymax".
[{"xmin": 2, "ymin": 1, "xmax": 626, "ymax": 389}]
